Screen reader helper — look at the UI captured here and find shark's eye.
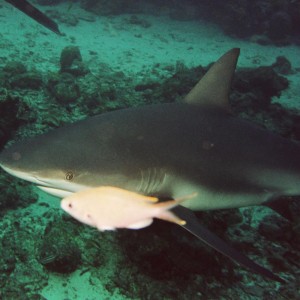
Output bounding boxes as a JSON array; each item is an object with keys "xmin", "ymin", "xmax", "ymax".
[{"xmin": 66, "ymin": 172, "xmax": 74, "ymax": 181}]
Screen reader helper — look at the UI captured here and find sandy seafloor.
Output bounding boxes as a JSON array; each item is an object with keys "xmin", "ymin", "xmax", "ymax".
[{"xmin": 0, "ymin": 1, "xmax": 300, "ymax": 300}]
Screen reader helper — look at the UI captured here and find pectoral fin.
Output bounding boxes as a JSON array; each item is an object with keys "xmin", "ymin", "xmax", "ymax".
[{"xmin": 172, "ymin": 206, "xmax": 285, "ymax": 283}]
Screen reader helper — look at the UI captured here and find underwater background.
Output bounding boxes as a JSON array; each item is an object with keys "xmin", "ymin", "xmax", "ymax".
[{"xmin": 0, "ymin": 0, "xmax": 300, "ymax": 299}]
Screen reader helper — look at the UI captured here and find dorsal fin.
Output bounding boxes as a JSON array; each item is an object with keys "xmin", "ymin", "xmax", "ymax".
[{"xmin": 184, "ymin": 48, "xmax": 240, "ymax": 109}]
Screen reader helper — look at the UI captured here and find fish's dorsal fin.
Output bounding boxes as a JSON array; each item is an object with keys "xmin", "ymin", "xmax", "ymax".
[{"xmin": 184, "ymin": 48, "xmax": 240, "ymax": 110}]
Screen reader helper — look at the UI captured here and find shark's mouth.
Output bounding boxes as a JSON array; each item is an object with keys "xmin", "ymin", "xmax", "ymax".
[
  {"xmin": 0, "ymin": 164, "xmax": 44, "ymax": 185},
  {"xmin": 36, "ymin": 185, "xmax": 74, "ymax": 198},
  {"xmin": 0, "ymin": 164, "xmax": 75, "ymax": 198}
]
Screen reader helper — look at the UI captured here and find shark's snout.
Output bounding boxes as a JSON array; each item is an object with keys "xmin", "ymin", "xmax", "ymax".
[
  {"xmin": 0, "ymin": 135, "xmax": 55, "ymax": 175},
  {"xmin": 0, "ymin": 148, "xmax": 18, "ymax": 176}
]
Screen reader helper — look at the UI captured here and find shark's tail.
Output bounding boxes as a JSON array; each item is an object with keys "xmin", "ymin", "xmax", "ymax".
[
  {"xmin": 172, "ymin": 205, "xmax": 286, "ymax": 283},
  {"xmin": 5, "ymin": 0, "xmax": 61, "ymax": 35}
]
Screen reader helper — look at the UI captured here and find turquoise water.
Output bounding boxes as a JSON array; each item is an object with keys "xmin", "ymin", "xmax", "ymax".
[{"xmin": 0, "ymin": 1, "xmax": 299, "ymax": 299}]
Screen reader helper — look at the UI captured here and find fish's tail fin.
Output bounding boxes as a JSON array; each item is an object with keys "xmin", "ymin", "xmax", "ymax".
[{"xmin": 155, "ymin": 192, "xmax": 197, "ymax": 225}]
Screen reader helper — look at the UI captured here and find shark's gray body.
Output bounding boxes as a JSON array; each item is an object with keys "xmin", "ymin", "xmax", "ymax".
[
  {"xmin": 1, "ymin": 102, "xmax": 300, "ymax": 208},
  {"xmin": 0, "ymin": 49, "xmax": 299, "ymax": 282}
]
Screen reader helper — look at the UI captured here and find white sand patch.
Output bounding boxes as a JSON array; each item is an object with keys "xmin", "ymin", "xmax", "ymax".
[
  {"xmin": 18, "ymin": 188, "xmax": 128, "ymax": 300},
  {"xmin": 41, "ymin": 269, "xmax": 127, "ymax": 300}
]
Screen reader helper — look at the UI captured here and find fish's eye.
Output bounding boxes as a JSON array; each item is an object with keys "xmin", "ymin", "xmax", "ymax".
[
  {"xmin": 68, "ymin": 203, "xmax": 72, "ymax": 208},
  {"xmin": 65, "ymin": 172, "xmax": 74, "ymax": 181}
]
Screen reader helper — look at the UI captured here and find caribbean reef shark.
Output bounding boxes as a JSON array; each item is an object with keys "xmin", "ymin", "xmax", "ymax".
[
  {"xmin": 5, "ymin": 0, "xmax": 61, "ymax": 35},
  {"xmin": 1, "ymin": 49, "xmax": 299, "ymax": 283}
]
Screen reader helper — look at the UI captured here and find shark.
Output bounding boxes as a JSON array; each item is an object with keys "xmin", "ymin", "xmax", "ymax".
[
  {"xmin": 0, "ymin": 48, "xmax": 299, "ymax": 283},
  {"xmin": 5, "ymin": 0, "xmax": 61, "ymax": 35}
]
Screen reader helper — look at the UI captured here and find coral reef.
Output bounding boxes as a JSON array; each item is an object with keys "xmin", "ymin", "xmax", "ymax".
[
  {"xmin": 0, "ymin": 205, "xmax": 48, "ymax": 299},
  {"xmin": 2, "ymin": 61, "xmax": 43, "ymax": 90},
  {"xmin": 38, "ymin": 216, "xmax": 82, "ymax": 273},
  {"xmin": 0, "ymin": 94, "xmax": 22, "ymax": 149},
  {"xmin": 0, "ymin": 47, "xmax": 299, "ymax": 298},
  {"xmin": 80, "ymin": 0, "xmax": 142, "ymax": 16},
  {"xmin": 37, "ymin": 0, "xmax": 300, "ymax": 45},
  {"xmin": 0, "ymin": 170, "xmax": 37, "ymax": 214},
  {"xmin": 198, "ymin": 0, "xmax": 300, "ymax": 45},
  {"xmin": 36, "ymin": 0, "xmax": 63, "ymax": 5},
  {"xmin": 47, "ymin": 72, "xmax": 81, "ymax": 104}
]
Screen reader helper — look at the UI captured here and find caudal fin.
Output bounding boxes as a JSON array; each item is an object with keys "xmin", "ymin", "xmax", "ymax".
[{"xmin": 156, "ymin": 192, "xmax": 197, "ymax": 225}]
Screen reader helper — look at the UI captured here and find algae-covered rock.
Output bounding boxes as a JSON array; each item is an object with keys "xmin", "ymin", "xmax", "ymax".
[
  {"xmin": 0, "ymin": 95, "xmax": 21, "ymax": 149},
  {"xmin": 267, "ymin": 12, "xmax": 292, "ymax": 43},
  {"xmin": 59, "ymin": 13, "xmax": 79, "ymax": 26},
  {"xmin": 0, "ymin": 219, "xmax": 48, "ymax": 299},
  {"xmin": 52, "ymin": 80, "xmax": 80, "ymax": 104},
  {"xmin": 9, "ymin": 72, "xmax": 43, "ymax": 90},
  {"xmin": 126, "ymin": 15, "xmax": 151, "ymax": 28},
  {"xmin": 80, "ymin": 0, "xmax": 141, "ymax": 15},
  {"xmin": 38, "ymin": 217, "xmax": 81, "ymax": 273},
  {"xmin": 169, "ymin": 3, "xmax": 200, "ymax": 21},
  {"xmin": 2, "ymin": 62, "xmax": 43, "ymax": 90},
  {"xmin": 233, "ymin": 66, "xmax": 289, "ymax": 109},
  {"xmin": 36, "ymin": 0, "xmax": 62, "ymax": 5},
  {"xmin": 47, "ymin": 72, "xmax": 80, "ymax": 104},
  {"xmin": 60, "ymin": 46, "xmax": 89, "ymax": 76},
  {"xmin": 3, "ymin": 61, "xmax": 27, "ymax": 75},
  {"xmin": 196, "ymin": 0, "xmax": 300, "ymax": 45},
  {"xmin": 0, "ymin": 171, "xmax": 37, "ymax": 213},
  {"xmin": 272, "ymin": 56, "xmax": 293, "ymax": 75}
]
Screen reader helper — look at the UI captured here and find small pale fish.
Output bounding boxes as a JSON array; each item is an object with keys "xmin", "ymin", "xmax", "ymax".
[{"xmin": 61, "ymin": 186, "xmax": 196, "ymax": 231}]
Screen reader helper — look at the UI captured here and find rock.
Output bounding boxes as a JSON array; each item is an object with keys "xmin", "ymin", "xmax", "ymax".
[
  {"xmin": 80, "ymin": 0, "xmax": 141, "ymax": 16},
  {"xmin": 36, "ymin": 0, "xmax": 62, "ymax": 5},
  {"xmin": 0, "ymin": 172, "xmax": 37, "ymax": 214},
  {"xmin": 135, "ymin": 81, "xmax": 160, "ymax": 92},
  {"xmin": 58, "ymin": 13, "xmax": 79, "ymax": 26},
  {"xmin": 249, "ymin": 35, "xmax": 272, "ymax": 46},
  {"xmin": 38, "ymin": 217, "xmax": 81, "ymax": 273},
  {"xmin": 3, "ymin": 61, "xmax": 27, "ymax": 75},
  {"xmin": 9, "ymin": 72, "xmax": 43, "ymax": 90},
  {"xmin": 0, "ymin": 96, "xmax": 21, "ymax": 149},
  {"xmin": 267, "ymin": 12, "xmax": 292, "ymax": 42},
  {"xmin": 272, "ymin": 56, "xmax": 293, "ymax": 75},
  {"xmin": 258, "ymin": 215, "xmax": 291, "ymax": 241},
  {"xmin": 60, "ymin": 46, "xmax": 89, "ymax": 76},
  {"xmin": 233, "ymin": 67, "xmax": 289, "ymax": 109},
  {"xmin": 170, "ymin": 4, "xmax": 199, "ymax": 21},
  {"xmin": 126, "ymin": 15, "xmax": 151, "ymax": 28},
  {"xmin": 47, "ymin": 73, "xmax": 80, "ymax": 104}
]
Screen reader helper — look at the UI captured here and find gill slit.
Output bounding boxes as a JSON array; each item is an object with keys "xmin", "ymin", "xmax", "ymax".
[{"xmin": 137, "ymin": 168, "xmax": 167, "ymax": 195}]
